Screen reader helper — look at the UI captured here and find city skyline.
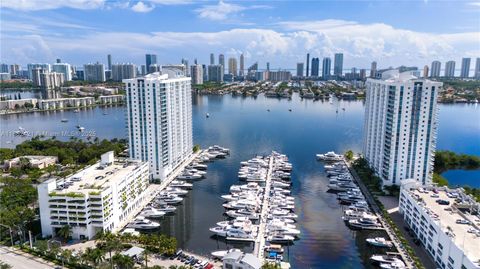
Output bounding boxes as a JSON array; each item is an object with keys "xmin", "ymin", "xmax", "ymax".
[{"xmin": 1, "ymin": 1, "xmax": 479, "ymax": 68}]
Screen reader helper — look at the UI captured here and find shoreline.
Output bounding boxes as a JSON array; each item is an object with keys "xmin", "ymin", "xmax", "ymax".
[{"xmin": 0, "ymin": 102, "xmax": 125, "ymax": 115}]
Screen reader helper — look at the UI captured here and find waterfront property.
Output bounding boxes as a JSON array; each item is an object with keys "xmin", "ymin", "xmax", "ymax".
[
  {"xmin": 0, "ymin": 98, "xmax": 38, "ymax": 110},
  {"xmin": 363, "ymin": 70, "xmax": 443, "ymax": 186},
  {"xmin": 124, "ymin": 69, "xmax": 193, "ymax": 180},
  {"xmin": 99, "ymin": 94, "xmax": 124, "ymax": 105},
  {"xmin": 38, "ymin": 97, "xmax": 95, "ymax": 110},
  {"xmin": 38, "ymin": 151, "xmax": 149, "ymax": 240},
  {"xmin": 3, "ymin": 155, "xmax": 57, "ymax": 170},
  {"xmin": 399, "ymin": 179, "xmax": 480, "ymax": 269}
]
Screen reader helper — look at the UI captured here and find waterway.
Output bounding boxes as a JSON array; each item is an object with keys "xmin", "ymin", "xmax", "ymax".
[{"xmin": 1, "ymin": 93, "xmax": 479, "ymax": 267}]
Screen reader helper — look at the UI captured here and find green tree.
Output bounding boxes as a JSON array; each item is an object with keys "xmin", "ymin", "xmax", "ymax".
[
  {"xmin": 112, "ymin": 253, "xmax": 134, "ymax": 269},
  {"xmin": 83, "ymin": 247, "xmax": 104, "ymax": 267},
  {"xmin": 193, "ymin": 145, "xmax": 200, "ymax": 153},
  {"xmin": 261, "ymin": 262, "xmax": 281, "ymax": 269},
  {"xmin": 0, "ymin": 261, "xmax": 12, "ymax": 269},
  {"xmin": 344, "ymin": 150, "xmax": 354, "ymax": 161},
  {"xmin": 57, "ymin": 225, "xmax": 72, "ymax": 242}
]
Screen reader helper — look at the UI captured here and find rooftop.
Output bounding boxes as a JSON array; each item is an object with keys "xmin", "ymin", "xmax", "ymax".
[
  {"xmin": 48, "ymin": 156, "xmax": 145, "ymax": 196},
  {"xmin": 408, "ymin": 187, "xmax": 480, "ymax": 265}
]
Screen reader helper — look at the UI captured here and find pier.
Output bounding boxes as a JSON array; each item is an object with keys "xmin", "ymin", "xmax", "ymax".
[
  {"xmin": 253, "ymin": 155, "xmax": 274, "ymax": 259},
  {"xmin": 114, "ymin": 150, "xmax": 202, "ymax": 233}
]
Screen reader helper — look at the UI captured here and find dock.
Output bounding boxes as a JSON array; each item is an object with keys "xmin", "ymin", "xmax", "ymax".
[
  {"xmin": 253, "ymin": 155, "xmax": 274, "ymax": 258},
  {"xmin": 114, "ymin": 150, "xmax": 202, "ymax": 233}
]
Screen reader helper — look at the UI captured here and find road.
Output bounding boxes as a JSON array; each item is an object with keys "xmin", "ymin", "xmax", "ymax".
[{"xmin": 0, "ymin": 246, "xmax": 56, "ymax": 269}]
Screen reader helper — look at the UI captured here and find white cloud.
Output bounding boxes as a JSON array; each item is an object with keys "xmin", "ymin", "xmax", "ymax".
[
  {"xmin": 149, "ymin": 0, "xmax": 192, "ymax": 4},
  {"xmin": 1, "ymin": 20, "xmax": 478, "ymax": 69},
  {"xmin": 131, "ymin": 2, "xmax": 155, "ymax": 13},
  {"xmin": 195, "ymin": 1, "xmax": 270, "ymax": 21},
  {"xmin": 0, "ymin": 0, "xmax": 106, "ymax": 11}
]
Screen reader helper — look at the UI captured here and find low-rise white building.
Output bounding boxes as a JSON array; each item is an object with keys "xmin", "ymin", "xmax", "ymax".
[
  {"xmin": 38, "ymin": 97, "xmax": 95, "ymax": 110},
  {"xmin": 99, "ymin": 95, "xmax": 125, "ymax": 104},
  {"xmin": 38, "ymin": 152, "xmax": 149, "ymax": 240},
  {"xmin": 222, "ymin": 250, "xmax": 262, "ymax": 269},
  {"xmin": 4, "ymin": 155, "xmax": 57, "ymax": 170},
  {"xmin": 399, "ymin": 179, "xmax": 480, "ymax": 269}
]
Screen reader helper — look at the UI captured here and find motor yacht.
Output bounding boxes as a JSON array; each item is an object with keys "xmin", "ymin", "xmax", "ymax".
[
  {"xmin": 152, "ymin": 203, "xmax": 177, "ymax": 213},
  {"xmin": 130, "ymin": 216, "xmax": 160, "ymax": 230},
  {"xmin": 139, "ymin": 207, "xmax": 166, "ymax": 218},
  {"xmin": 225, "ymin": 210, "xmax": 259, "ymax": 220},
  {"xmin": 370, "ymin": 255, "xmax": 405, "ymax": 268},
  {"xmin": 169, "ymin": 180, "xmax": 193, "ymax": 189},
  {"xmin": 267, "ymin": 234, "xmax": 295, "ymax": 243},
  {"xmin": 177, "ymin": 173, "xmax": 202, "ymax": 180},
  {"xmin": 226, "ymin": 228, "xmax": 254, "ymax": 239},
  {"xmin": 366, "ymin": 237, "xmax": 393, "ymax": 248},
  {"xmin": 164, "ymin": 187, "xmax": 189, "ymax": 196},
  {"xmin": 348, "ymin": 218, "xmax": 382, "ymax": 230},
  {"xmin": 211, "ymin": 248, "xmax": 240, "ymax": 259},
  {"xmin": 189, "ymin": 163, "xmax": 207, "ymax": 170},
  {"xmin": 264, "ymin": 244, "xmax": 284, "ymax": 253},
  {"xmin": 316, "ymin": 151, "xmax": 343, "ymax": 161}
]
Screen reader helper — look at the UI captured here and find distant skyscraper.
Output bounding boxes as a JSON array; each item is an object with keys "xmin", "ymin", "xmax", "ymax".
[
  {"xmin": 107, "ymin": 54, "xmax": 112, "ymax": 70},
  {"xmin": 334, "ymin": 53, "xmax": 343, "ymax": 77},
  {"xmin": 1, "ymin": 64, "xmax": 9, "ymax": 73},
  {"xmin": 268, "ymin": 70, "xmax": 291, "ymax": 82},
  {"xmin": 181, "ymin": 58, "xmax": 189, "ymax": 76},
  {"xmin": 219, "ymin": 54, "xmax": 225, "ymax": 74},
  {"xmin": 370, "ymin": 61, "xmax": 377, "ymax": 78},
  {"xmin": 475, "ymin": 58, "xmax": 480, "ymax": 79},
  {"xmin": 430, "ymin": 61, "xmax": 441, "ymax": 78},
  {"xmin": 322, "ymin": 57, "xmax": 331, "ymax": 79},
  {"xmin": 124, "ymin": 69, "xmax": 192, "ymax": 180},
  {"xmin": 56, "ymin": 59, "xmax": 61, "ymax": 63},
  {"xmin": 9, "ymin": 64, "xmax": 20, "ymax": 76},
  {"xmin": 364, "ymin": 70, "xmax": 442, "ymax": 186},
  {"xmin": 460, "ymin": 58, "xmax": 471, "ymax": 78},
  {"xmin": 52, "ymin": 63, "xmax": 72, "ymax": 81},
  {"xmin": 296, "ymin": 63, "xmax": 304, "ymax": 77},
  {"xmin": 228, "ymin": 57, "xmax": 238, "ymax": 76},
  {"xmin": 310, "ymin": 58, "xmax": 319, "ymax": 77},
  {"xmin": 208, "ymin": 65, "xmax": 223, "ymax": 82},
  {"xmin": 423, "ymin": 65, "xmax": 429, "ymax": 78},
  {"xmin": 190, "ymin": 64, "xmax": 203, "ymax": 85},
  {"xmin": 83, "ymin": 62, "xmax": 106, "ymax": 82},
  {"xmin": 27, "ymin": 63, "xmax": 50, "ymax": 79},
  {"xmin": 266, "ymin": 62, "xmax": 270, "ymax": 71},
  {"xmin": 202, "ymin": 64, "xmax": 208, "ymax": 82},
  {"xmin": 359, "ymin": 69, "xmax": 366, "ymax": 80},
  {"xmin": 145, "ymin": 54, "xmax": 157, "ymax": 74},
  {"xmin": 111, "ymin": 63, "xmax": 136, "ymax": 81},
  {"xmin": 239, "ymin": 54, "xmax": 244, "ymax": 76},
  {"xmin": 31, "ymin": 68, "xmax": 45, "ymax": 87},
  {"xmin": 141, "ymin": 65, "xmax": 146, "ymax": 76},
  {"xmin": 306, "ymin": 53, "xmax": 310, "ymax": 77},
  {"xmin": 210, "ymin": 53, "xmax": 214, "ymax": 65},
  {"xmin": 445, "ymin": 61, "xmax": 455, "ymax": 78}
]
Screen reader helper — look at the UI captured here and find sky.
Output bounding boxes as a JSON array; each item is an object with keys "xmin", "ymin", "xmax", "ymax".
[{"xmin": 1, "ymin": 0, "xmax": 479, "ymax": 70}]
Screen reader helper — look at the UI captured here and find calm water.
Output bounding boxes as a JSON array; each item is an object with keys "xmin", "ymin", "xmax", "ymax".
[{"xmin": 1, "ymin": 93, "xmax": 479, "ymax": 268}]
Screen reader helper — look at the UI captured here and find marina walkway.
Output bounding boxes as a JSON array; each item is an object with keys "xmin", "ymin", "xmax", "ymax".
[
  {"xmin": 346, "ymin": 159, "xmax": 415, "ymax": 269},
  {"xmin": 253, "ymin": 155, "xmax": 274, "ymax": 258},
  {"xmin": 113, "ymin": 150, "xmax": 202, "ymax": 233}
]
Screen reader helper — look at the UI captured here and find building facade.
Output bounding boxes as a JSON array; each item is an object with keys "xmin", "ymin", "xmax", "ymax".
[
  {"xmin": 460, "ymin": 58, "xmax": 471, "ymax": 78},
  {"xmin": 399, "ymin": 179, "xmax": 480, "ymax": 269},
  {"xmin": 370, "ymin": 61, "xmax": 377, "ymax": 78},
  {"xmin": 27, "ymin": 63, "xmax": 51, "ymax": 80},
  {"xmin": 239, "ymin": 53, "xmax": 244, "ymax": 77},
  {"xmin": 334, "ymin": 53, "xmax": 343, "ymax": 77},
  {"xmin": 311, "ymin": 57, "xmax": 320, "ymax": 77},
  {"xmin": 322, "ymin": 57, "xmax": 332, "ymax": 79},
  {"xmin": 145, "ymin": 54, "xmax": 157, "ymax": 74},
  {"xmin": 112, "ymin": 64, "xmax": 137, "ymax": 81},
  {"xmin": 190, "ymin": 64, "xmax": 203, "ymax": 85},
  {"xmin": 296, "ymin": 62, "xmax": 304, "ymax": 77},
  {"xmin": 124, "ymin": 70, "xmax": 193, "ymax": 180},
  {"xmin": 38, "ymin": 152, "xmax": 150, "ymax": 240},
  {"xmin": 208, "ymin": 65, "xmax": 224, "ymax": 82},
  {"xmin": 228, "ymin": 58, "xmax": 238, "ymax": 76},
  {"xmin": 84, "ymin": 63, "xmax": 106, "ymax": 82},
  {"xmin": 52, "ymin": 63, "xmax": 72, "ymax": 81},
  {"xmin": 431, "ymin": 61, "xmax": 441, "ymax": 78},
  {"xmin": 445, "ymin": 61, "xmax": 456, "ymax": 78},
  {"xmin": 363, "ymin": 70, "xmax": 442, "ymax": 186}
]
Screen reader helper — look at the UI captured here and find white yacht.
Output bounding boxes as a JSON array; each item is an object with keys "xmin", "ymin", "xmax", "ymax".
[
  {"xmin": 140, "ymin": 207, "xmax": 166, "ymax": 218},
  {"xmin": 366, "ymin": 237, "xmax": 393, "ymax": 248},
  {"xmin": 211, "ymin": 248, "xmax": 240, "ymax": 259},
  {"xmin": 316, "ymin": 151, "xmax": 343, "ymax": 161},
  {"xmin": 226, "ymin": 228, "xmax": 254, "ymax": 239},
  {"xmin": 370, "ymin": 255, "xmax": 405, "ymax": 268},
  {"xmin": 177, "ymin": 173, "xmax": 202, "ymax": 180},
  {"xmin": 170, "ymin": 180, "xmax": 193, "ymax": 189},
  {"xmin": 348, "ymin": 218, "xmax": 382, "ymax": 230},
  {"xmin": 130, "ymin": 217, "xmax": 160, "ymax": 230},
  {"xmin": 153, "ymin": 203, "xmax": 177, "ymax": 213},
  {"xmin": 225, "ymin": 210, "xmax": 259, "ymax": 220},
  {"xmin": 164, "ymin": 187, "xmax": 188, "ymax": 196},
  {"xmin": 267, "ymin": 234, "xmax": 295, "ymax": 243}
]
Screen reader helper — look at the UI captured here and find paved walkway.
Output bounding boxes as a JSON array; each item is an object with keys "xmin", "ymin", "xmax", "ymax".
[
  {"xmin": 254, "ymin": 156, "xmax": 274, "ymax": 258},
  {"xmin": 346, "ymin": 160, "xmax": 415, "ymax": 269},
  {"xmin": 0, "ymin": 246, "xmax": 56, "ymax": 269}
]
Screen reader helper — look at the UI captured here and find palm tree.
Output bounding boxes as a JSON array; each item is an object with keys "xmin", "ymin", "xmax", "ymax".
[
  {"xmin": 143, "ymin": 248, "xmax": 151, "ymax": 268},
  {"xmin": 101, "ymin": 231, "xmax": 121, "ymax": 269},
  {"xmin": 57, "ymin": 224, "xmax": 72, "ymax": 242},
  {"xmin": 84, "ymin": 247, "xmax": 104, "ymax": 267},
  {"xmin": 59, "ymin": 249, "xmax": 73, "ymax": 267},
  {"xmin": 112, "ymin": 253, "xmax": 134, "ymax": 269}
]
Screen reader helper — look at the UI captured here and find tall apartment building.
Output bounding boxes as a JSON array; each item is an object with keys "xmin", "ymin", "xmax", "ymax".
[
  {"xmin": 210, "ymin": 53, "xmax": 215, "ymax": 65},
  {"xmin": 239, "ymin": 54, "xmax": 244, "ymax": 77},
  {"xmin": 145, "ymin": 54, "xmax": 157, "ymax": 74},
  {"xmin": 38, "ymin": 151, "xmax": 149, "ymax": 240},
  {"xmin": 306, "ymin": 53, "xmax": 310, "ymax": 77},
  {"xmin": 399, "ymin": 180, "xmax": 480, "ymax": 269},
  {"xmin": 322, "ymin": 57, "xmax": 331, "ymax": 79},
  {"xmin": 430, "ymin": 61, "xmax": 441, "ymax": 78},
  {"xmin": 423, "ymin": 65, "xmax": 429, "ymax": 78},
  {"xmin": 228, "ymin": 58, "xmax": 238, "ymax": 76},
  {"xmin": 9, "ymin": 64, "xmax": 20, "ymax": 76},
  {"xmin": 124, "ymin": 69, "xmax": 193, "ymax": 180},
  {"xmin": 111, "ymin": 63, "xmax": 136, "ymax": 81},
  {"xmin": 107, "ymin": 54, "xmax": 112, "ymax": 70},
  {"xmin": 311, "ymin": 58, "xmax": 320, "ymax": 77},
  {"xmin": 208, "ymin": 65, "xmax": 224, "ymax": 82},
  {"xmin": 40, "ymin": 72, "xmax": 65, "ymax": 89},
  {"xmin": 190, "ymin": 64, "xmax": 203, "ymax": 85},
  {"xmin": 475, "ymin": 58, "xmax": 480, "ymax": 79},
  {"xmin": 32, "ymin": 68, "xmax": 45, "ymax": 87},
  {"xmin": 27, "ymin": 63, "xmax": 50, "ymax": 80},
  {"xmin": 268, "ymin": 71, "xmax": 291, "ymax": 82},
  {"xmin": 52, "ymin": 63, "xmax": 72, "ymax": 81},
  {"xmin": 445, "ymin": 61, "xmax": 456, "ymax": 78},
  {"xmin": 460, "ymin": 58, "xmax": 471, "ymax": 78},
  {"xmin": 84, "ymin": 63, "xmax": 106, "ymax": 82},
  {"xmin": 363, "ymin": 70, "xmax": 442, "ymax": 186},
  {"xmin": 0, "ymin": 64, "xmax": 8, "ymax": 73},
  {"xmin": 370, "ymin": 61, "xmax": 377, "ymax": 78},
  {"xmin": 334, "ymin": 53, "xmax": 343, "ymax": 77},
  {"xmin": 218, "ymin": 54, "xmax": 225, "ymax": 74},
  {"xmin": 296, "ymin": 63, "xmax": 304, "ymax": 77}
]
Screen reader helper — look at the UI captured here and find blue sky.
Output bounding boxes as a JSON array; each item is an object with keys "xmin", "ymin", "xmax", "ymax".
[{"xmin": 1, "ymin": 0, "xmax": 479, "ymax": 70}]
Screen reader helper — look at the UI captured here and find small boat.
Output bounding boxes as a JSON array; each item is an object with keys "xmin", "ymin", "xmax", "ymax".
[
  {"xmin": 14, "ymin": 127, "xmax": 28, "ymax": 136},
  {"xmin": 73, "ymin": 109, "xmax": 80, "ymax": 113},
  {"xmin": 264, "ymin": 244, "xmax": 284, "ymax": 253},
  {"xmin": 77, "ymin": 126, "xmax": 85, "ymax": 132},
  {"xmin": 61, "ymin": 118, "xmax": 68, "ymax": 122},
  {"xmin": 121, "ymin": 228, "xmax": 140, "ymax": 236},
  {"xmin": 316, "ymin": 151, "xmax": 343, "ymax": 161},
  {"xmin": 130, "ymin": 216, "xmax": 160, "ymax": 230},
  {"xmin": 170, "ymin": 180, "xmax": 193, "ymax": 189},
  {"xmin": 140, "ymin": 207, "xmax": 166, "ymax": 218},
  {"xmin": 370, "ymin": 255, "xmax": 405, "ymax": 268},
  {"xmin": 288, "ymin": 109, "xmax": 292, "ymax": 112},
  {"xmin": 366, "ymin": 237, "xmax": 393, "ymax": 248},
  {"xmin": 206, "ymin": 113, "xmax": 210, "ymax": 118},
  {"xmin": 211, "ymin": 248, "xmax": 241, "ymax": 259},
  {"xmin": 267, "ymin": 234, "xmax": 295, "ymax": 243}
]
